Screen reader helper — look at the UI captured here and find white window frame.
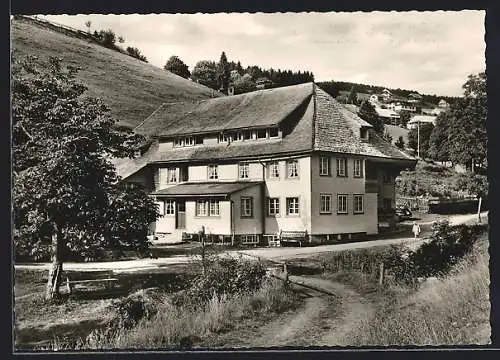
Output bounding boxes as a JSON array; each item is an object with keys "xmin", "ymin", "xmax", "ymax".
[
  {"xmin": 320, "ymin": 194, "xmax": 332, "ymax": 214},
  {"xmin": 165, "ymin": 200, "xmax": 175, "ymax": 215},
  {"xmin": 239, "ymin": 163, "xmax": 249, "ymax": 179},
  {"xmin": 353, "ymin": 159, "xmax": 363, "ymax": 178},
  {"xmin": 337, "ymin": 194, "xmax": 348, "ymax": 214},
  {"xmin": 269, "ymin": 162, "xmax": 280, "ymax": 179},
  {"xmin": 319, "ymin": 156, "xmax": 330, "ymax": 176},
  {"xmin": 241, "ymin": 197, "xmax": 253, "ymax": 218},
  {"xmin": 209, "ymin": 199, "xmax": 220, "ymax": 216},
  {"xmin": 196, "ymin": 200, "xmax": 207, "ymax": 216},
  {"xmin": 286, "ymin": 197, "xmax": 300, "ymax": 216},
  {"xmin": 287, "ymin": 159, "xmax": 299, "ymax": 179},
  {"xmin": 156, "ymin": 200, "xmax": 165, "ymax": 216},
  {"xmin": 269, "ymin": 128, "xmax": 279, "ymax": 138},
  {"xmin": 207, "ymin": 164, "xmax": 219, "ymax": 180},
  {"xmin": 337, "ymin": 158, "xmax": 347, "ymax": 177},
  {"xmin": 354, "ymin": 194, "xmax": 364, "ymax": 214},
  {"xmin": 267, "ymin": 197, "xmax": 280, "ymax": 217},
  {"xmin": 167, "ymin": 168, "xmax": 177, "ymax": 183}
]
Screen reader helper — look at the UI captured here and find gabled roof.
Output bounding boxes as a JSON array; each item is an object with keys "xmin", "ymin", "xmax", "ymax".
[
  {"xmin": 113, "ymin": 83, "xmax": 415, "ymax": 179},
  {"xmin": 134, "ymin": 82, "xmax": 313, "ymax": 137},
  {"xmin": 152, "ymin": 181, "xmax": 262, "ymax": 197}
]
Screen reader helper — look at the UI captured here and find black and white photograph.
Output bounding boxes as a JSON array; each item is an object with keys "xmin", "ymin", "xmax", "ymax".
[{"xmin": 11, "ymin": 9, "xmax": 490, "ymax": 351}]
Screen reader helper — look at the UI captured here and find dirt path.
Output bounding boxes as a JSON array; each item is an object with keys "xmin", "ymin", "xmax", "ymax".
[{"xmin": 210, "ymin": 275, "xmax": 374, "ymax": 348}]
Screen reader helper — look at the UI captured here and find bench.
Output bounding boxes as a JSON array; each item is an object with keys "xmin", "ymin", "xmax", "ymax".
[
  {"xmin": 279, "ymin": 230, "xmax": 308, "ymax": 247},
  {"xmin": 264, "ymin": 234, "xmax": 281, "ymax": 247},
  {"xmin": 63, "ymin": 270, "xmax": 119, "ymax": 294}
]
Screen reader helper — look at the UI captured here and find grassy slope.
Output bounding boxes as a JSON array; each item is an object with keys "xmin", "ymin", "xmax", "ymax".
[
  {"xmin": 11, "ymin": 18, "xmax": 220, "ymax": 129},
  {"xmin": 323, "ymin": 231, "xmax": 491, "ymax": 345},
  {"xmin": 385, "ymin": 124, "xmax": 409, "ymax": 145}
]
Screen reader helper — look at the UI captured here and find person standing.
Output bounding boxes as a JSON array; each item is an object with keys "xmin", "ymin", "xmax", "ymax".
[{"xmin": 412, "ymin": 221, "xmax": 421, "ymax": 238}]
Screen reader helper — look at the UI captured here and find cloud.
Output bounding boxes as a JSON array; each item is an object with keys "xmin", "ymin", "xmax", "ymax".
[{"xmin": 38, "ymin": 10, "xmax": 485, "ymax": 96}]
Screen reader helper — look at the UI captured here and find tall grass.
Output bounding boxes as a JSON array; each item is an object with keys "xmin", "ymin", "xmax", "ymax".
[
  {"xmin": 47, "ymin": 278, "xmax": 299, "ymax": 350},
  {"xmin": 349, "ymin": 235, "xmax": 491, "ymax": 345}
]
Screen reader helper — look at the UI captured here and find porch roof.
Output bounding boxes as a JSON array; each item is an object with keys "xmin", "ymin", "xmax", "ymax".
[{"xmin": 152, "ymin": 181, "xmax": 263, "ymax": 198}]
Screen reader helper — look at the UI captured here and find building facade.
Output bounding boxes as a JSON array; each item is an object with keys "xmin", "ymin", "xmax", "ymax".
[{"xmin": 113, "ymin": 83, "xmax": 416, "ymax": 245}]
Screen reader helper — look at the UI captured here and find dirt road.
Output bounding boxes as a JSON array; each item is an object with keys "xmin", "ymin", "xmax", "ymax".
[{"xmin": 206, "ymin": 275, "xmax": 373, "ymax": 348}]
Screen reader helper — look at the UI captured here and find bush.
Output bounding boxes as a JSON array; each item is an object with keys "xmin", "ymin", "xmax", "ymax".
[
  {"xmin": 407, "ymin": 220, "xmax": 480, "ymax": 278},
  {"xmin": 175, "ymin": 256, "xmax": 267, "ymax": 306}
]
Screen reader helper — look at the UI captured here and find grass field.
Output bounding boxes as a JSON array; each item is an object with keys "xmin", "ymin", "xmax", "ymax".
[
  {"xmin": 318, "ymin": 230, "xmax": 490, "ymax": 345},
  {"xmin": 11, "ymin": 17, "xmax": 220, "ymax": 129}
]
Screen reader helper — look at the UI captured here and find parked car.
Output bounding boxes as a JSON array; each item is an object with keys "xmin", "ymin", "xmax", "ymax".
[{"xmin": 395, "ymin": 206, "xmax": 412, "ymax": 222}]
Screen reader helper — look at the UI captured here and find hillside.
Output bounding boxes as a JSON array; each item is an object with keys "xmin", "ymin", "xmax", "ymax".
[
  {"xmin": 385, "ymin": 124, "xmax": 409, "ymax": 145},
  {"xmin": 11, "ymin": 17, "xmax": 221, "ymax": 129}
]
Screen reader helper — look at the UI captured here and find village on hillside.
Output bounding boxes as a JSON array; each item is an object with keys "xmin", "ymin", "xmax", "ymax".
[{"xmin": 11, "ymin": 11, "xmax": 489, "ymax": 352}]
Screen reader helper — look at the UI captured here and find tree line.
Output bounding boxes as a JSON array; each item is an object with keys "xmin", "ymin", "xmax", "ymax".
[
  {"xmin": 164, "ymin": 52, "xmax": 314, "ymax": 95},
  {"xmin": 82, "ymin": 21, "xmax": 148, "ymax": 63}
]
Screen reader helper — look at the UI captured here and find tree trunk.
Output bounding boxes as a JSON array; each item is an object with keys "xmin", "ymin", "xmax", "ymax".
[{"xmin": 45, "ymin": 223, "xmax": 64, "ymax": 300}]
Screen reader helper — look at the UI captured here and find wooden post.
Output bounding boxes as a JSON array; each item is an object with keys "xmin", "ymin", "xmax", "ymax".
[
  {"xmin": 283, "ymin": 262, "xmax": 289, "ymax": 287},
  {"xmin": 378, "ymin": 262, "xmax": 385, "ymax": 287},
  {"xmin": 477, "ymin": 197, "xmax": 482, "ymax": 223}
]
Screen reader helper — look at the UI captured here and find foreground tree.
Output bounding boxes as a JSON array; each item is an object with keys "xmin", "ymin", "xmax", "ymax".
[
  {"xmin": 12, "ymin": 56, "xmax": 159, "ymax": 299},
  {"xmin": 164, "ymin": 55, "xmax": 190, "ymax": 79},
  {"xmin": 448, "ymin": 72, "xmax": 487, "ymax": 172}
]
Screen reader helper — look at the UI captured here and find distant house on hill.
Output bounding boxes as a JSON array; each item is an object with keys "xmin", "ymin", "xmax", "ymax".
[
  {"xmin": 407, "ymin": 115, "xmax": 437, "ymax": 130},
  {"xmin": 255, "ymin": 77, "xmax": 273, "ymax": 89},
  {"xmin": 438, "ymin": 99, "xmax": 450, "ymax": 109},
  {"xmin": 113, "ymin": 83, "xmax": 416, "ymax": 246},
  {"xmin": 375, "ymin": 107, "xmax": 400, "ymax": 126}
]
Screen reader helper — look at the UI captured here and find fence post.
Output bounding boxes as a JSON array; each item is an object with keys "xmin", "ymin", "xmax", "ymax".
[
  {"xmin": 378, "ymin": 262, "xmax": 385, "ymax": 287},
  {"xmin": 283, "ymin": 262, "xmax": 289, "ymax": 288}
]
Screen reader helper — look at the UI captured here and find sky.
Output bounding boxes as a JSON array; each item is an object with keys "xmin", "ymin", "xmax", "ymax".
[{"xmin": 39, "ymin": 11, "xmax": 485, "ymax": 97}]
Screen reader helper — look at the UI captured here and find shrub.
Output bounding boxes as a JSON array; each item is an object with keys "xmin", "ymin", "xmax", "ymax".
[
  {"xmin": 175, "ymin": 256, "xmax": 267, "ymax": 307},
  {"xmin": 110, "ymin": 288, "xmax": 164, "ymax": 329}
]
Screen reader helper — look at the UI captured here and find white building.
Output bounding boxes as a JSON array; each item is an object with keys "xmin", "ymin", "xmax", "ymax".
[
  {"xmin": 114, "ymin": 83, "xmax": 416, "ymax": 246},
  {"xmin": 407, "ymin": 115, "xmax": 437, "ymax": 130}
]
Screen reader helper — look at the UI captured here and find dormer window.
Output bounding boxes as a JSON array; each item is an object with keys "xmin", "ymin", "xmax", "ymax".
[
  {"xmin": 360, "ymin": 128, "xmax": 369, "ymax": 141},
  {"xmin": 269, "ymin": 128, "xmax": 279, "ymax": 138},
  {"xmin": 243, "ymin": 130, "xmax": 252, "ymax": 140},
  {"xmin": 173, "ymin": 136, "xmax": 200, "ymax": 147},
  {"xmin": 257, "ymin": 129, "xmax": 267, "ymax": 139}
]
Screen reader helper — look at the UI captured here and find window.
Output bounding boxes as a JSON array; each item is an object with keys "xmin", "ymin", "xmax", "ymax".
[
  {"xmin": 267, "ymin": 197, "xmax": 280, "ymax": 216},
  {"xmin": 269, "ymin": 128, "xmax": 279, "ymax": 138},
  {"xmin": 286, "ymin": 197, "xmax": 300, "ymax": 216},
  {"xmin": 243, "ymin": 130, "xmax": 252, "ymax": 140},
  {"xmin": 320, "ymin": 194, "xmax": 332, "ymax": 214},
  {"xmin": 165, "ymin": 200, "xmax": 175, "ymax": 215},
  {"xmin": 173, "ymin": 136, "xmax": 196, "ymax": 147},
  {"xmin": 383, "ymin": 198, "xmax": 392, "ymax": 210},
  {"xmin": 268, "ymin": 162, "xmax": 280, "ymax": 179},
  {"xmin": 196, "ymin": 200, "xmax": 219, "ymax": 216},
  {"xmin": 319, "ymin": 156, "xmax": 330, "ymax": 176},
  {"xmin": 167, "ymin": 168, "xmax": 177, "ymax": 183},
  {"xmin": 196, "ymin": 200, "xmax": 207, "ymax": 216},
  {"xmin": 156, "ymin": 201, "xmax": 165, "ymax": 216},
  {"xmin": 233, "ymin": 132, "xmax": 244, "ymax": 141},
  {"xmin": 336, "ymin": 158, "xmax": 347, "ymax": 177},
  {"xmin": 353, "ymin": 195, "xmax": 364, "ymax": 214},
  {"xmin": 218, "ymin": 133, "xmax": 225, "ymax": 143},
  {"xmin": 241, "ymin": 197, "xmax": 253, "ymax": 217},
  {"xmin": 195, "ymin": 136, "xmax": 204, "ymax": 145},
  {"xmin": 353, "ymin": 159, "xmax": 363, "ymax": 178},
  {"xmin": 337, "ymin": 194, "xmax": 348, "ymax": 214},
  {"xmin": 257, "ymin": 129, "xmax": 267, "ymax": 139},
  {"xmin": 239, "ymin": 163, "xmax": 249, "ymax": 179},
  {"xmin": 209, "ymin": 199, "xmax": 220, "ymax": 216},
  {"xmin": 287, "ymin": 159, "xmax": 299, "ymax": 178},
  {"xmin": 208, "ymin": 164, "xmax": 218, "ymax": 180},
  {"xmin": 360, "ymin": 128, "xmax": 368, "ymax": 140}
]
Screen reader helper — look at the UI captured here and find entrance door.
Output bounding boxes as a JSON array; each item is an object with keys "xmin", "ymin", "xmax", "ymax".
[{"xmin": 176, "ymin": 200, "xmax": 186, "ymax": 229}]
